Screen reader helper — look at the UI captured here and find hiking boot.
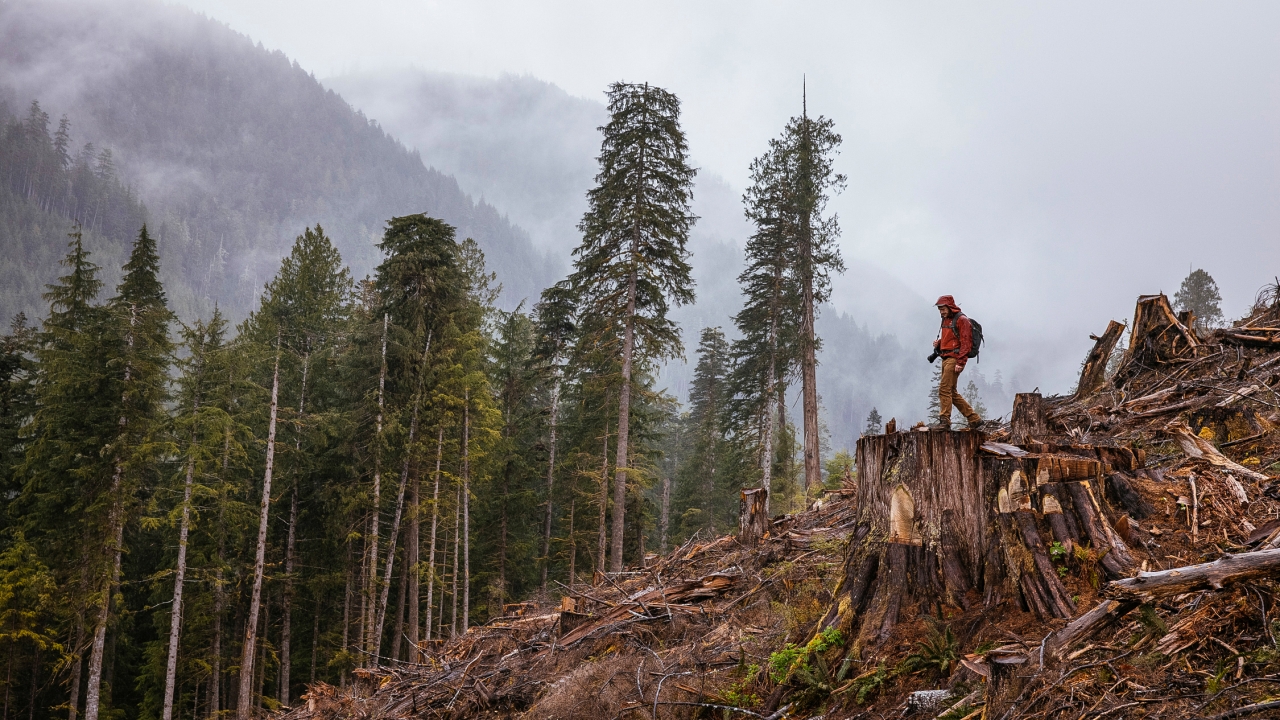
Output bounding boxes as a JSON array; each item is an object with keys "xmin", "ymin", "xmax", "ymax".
[
  {"xmin": 967, "ymin": 416, "xmax": 983, "ymax": 430},
  {"xmin": 928, "ymin": 419, "xmax": 952, "ymax": 431}
]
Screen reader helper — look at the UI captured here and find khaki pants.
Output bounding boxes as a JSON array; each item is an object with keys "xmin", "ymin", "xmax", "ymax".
[{"xmin": 939, "ymin": 357, "xmax": 979, "ymax": 425}]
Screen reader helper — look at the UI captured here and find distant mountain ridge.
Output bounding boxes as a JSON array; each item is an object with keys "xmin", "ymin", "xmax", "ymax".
[{"xmin": 0, "ymin": 0, "xmax": 558, "ymax": 321}]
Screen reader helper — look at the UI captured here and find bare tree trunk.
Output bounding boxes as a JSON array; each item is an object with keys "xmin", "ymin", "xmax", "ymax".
[
  {"xmin": 406, "ymin": 426, "xmax": 424, "ymax": 658},
  {"xmin": 84, "ymin": 497, "xmax": 123, "ymax": 720},
  {"xmin": 67, "ymin": 612, "xmax": 84, "ymax": 720},
  {"xmin": 462, "ymin": 389, "xmax": 471, "ymax": 632},
  {"xmin": 280, "ymin": 352, "xmax": 307, "ymax": 707},
  {"xmin": 254, "ymin": 601, "xmax": 268, "ymax": 710},
  {"xmin": 567, "ymin": 499, "xmax": 576, "ymax": 583},
  {"xmin": 339, "ymin": 544, "xmax": 351, "ymax": 690},
  {"xmin": 237, "ymin": 339, "xmax": 281, "ymax": 720},
  {"xmin": 162, "ymin": 399, "xmax": 200, "ymax": 720},
  {"xmin": 450, "ymin": 485, "xmax": 459, "ymax": 637},
  {"xmin": 799, "ymin": 268, "xmax": 819, "ymax": 493},
  {"xmin": 372, "ymin": 332, "xmax": 430, "ymax": 660},
  {"xmin": 209, "ymin": 428, "xmax": 230, "ymax": 720},
  {"xmin": 83, "ymin": 473, "xmax": 124, "ymax": 720},
  {"xmin": 540, "ymin": 381, "xmax": 559, "ymax": 592},
  {"xmin": 423, "ymin": 429, "xmax": 443, "ymax": 648},
  {"xmin": 279, "ymin": 490, "xmax": 297, "ymax": 704},
  {"xmin": 364, "ymin": 314, "xmax": 388, "ymax": 666},
  {"xmin": 612, "ymin": 269, "xmax": 637, "ymax": 572},
  {"xmin": 659, "ymin": 475, "xmax": 670, "ymax": 554},
  {"xmin": 760, "ymin": 267, "xmax": 782, "ymax": 514},
  {"xmin": 308, "ymin": 604, "xmax": 319, "ymax": 684},
  {"xmin": 390, "ymin": 552, "xmax": 407, "ymax": 663},
  {"xmin": 497, "ymin": 469, "xmax": 508, "ymax": 607},
  {"xmin": 777, "ymin": 388, "xmax": 791, "ymax": 513},
  {"xmin": 596, "ymin": 425, "xmax": 610, "ymax": 576},
  {"xmin": 798, "ymin": 108, "xmax": 821, "ymax": 494}
]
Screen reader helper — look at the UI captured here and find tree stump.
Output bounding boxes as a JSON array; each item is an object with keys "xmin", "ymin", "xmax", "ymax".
[
  {"xmin": 824, "ymin": 430, "xmax": 1137, "ymax": 655},
  {"xmin": 738, "ymin": 488, "xmax": 768, "ymax": 546},
  {"xmin": 1114, "ymin": 294, "xmax": 1199, "ymax": 384},
  {"xmin": 1075, "ymin": 320, "xmax": 1125, "ymax": 398},
  {"xmin": 1010, "ymin": 393, "xmax": 1048, "ymax": 444}
]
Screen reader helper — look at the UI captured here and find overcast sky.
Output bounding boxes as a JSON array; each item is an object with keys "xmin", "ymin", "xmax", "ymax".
[{"xmin": 174, "ymin": 0, "xmax": 1280, "ymax": 392}]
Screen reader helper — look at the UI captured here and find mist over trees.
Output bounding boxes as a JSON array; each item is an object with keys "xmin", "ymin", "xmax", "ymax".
[{"xmin": 0, "ymin": 0, "xmax": 557, "ymax": 325}]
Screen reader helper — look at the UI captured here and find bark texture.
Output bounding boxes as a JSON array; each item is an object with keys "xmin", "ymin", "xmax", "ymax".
[
  {"xmin": 1010, "ymin": 393, "xmax": 1048, "ymax": 445},
  {"xmin": 825, "ymin": 430, "xmax": 1139, "ymax": 653},
  {"xmin": 1075, "ymin": 320, "xmax": 1125, "ymax": 398},
  {"xmin": 738, "ymin": 488, "xmax": 769, "ymax": 546},
  {"xmin": 237, "ymin": 343, "xmax": 280, "ymax": 719}
]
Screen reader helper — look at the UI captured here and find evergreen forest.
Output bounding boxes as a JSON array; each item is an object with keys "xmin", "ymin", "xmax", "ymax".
[{"xmin": 0, "ymin": 76, "xmax": 884, "ymax": 720}]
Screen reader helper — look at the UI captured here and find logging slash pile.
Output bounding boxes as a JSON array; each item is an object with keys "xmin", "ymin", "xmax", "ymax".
[{"xmin": 280, "ymin": 288, "xmax": 1280, "ymax": 720}]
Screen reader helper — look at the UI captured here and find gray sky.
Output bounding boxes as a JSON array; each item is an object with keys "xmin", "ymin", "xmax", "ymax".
[{"xmin": 175, "ymin": 0, "xmax": 1280, "ymax": 392}]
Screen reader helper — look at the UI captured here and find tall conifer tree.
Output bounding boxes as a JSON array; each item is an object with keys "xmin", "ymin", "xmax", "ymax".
[
  {"xmin": 727, "ymin": 135, "xmax": 804, "ymax": 511},
  {"xmin": 792, "ymin": 92, "xmax": 845, "ymax": 492},
  {"xmin": 570, "ymin": 82, "xmax": 696, "ymax": 572},
  {"xmin": 86, "ymin": 225, "xmax": 173, "ymax": 720}
]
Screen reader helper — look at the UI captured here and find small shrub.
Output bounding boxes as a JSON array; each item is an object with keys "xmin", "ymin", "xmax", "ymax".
[
  {"xmin": 902, "ymin": 617, "xmax": 960, "ymax": 678},
  {"xmin": 1136, "ymin": 604, "xmax": 1168, "ymax": 641},
  {"xmin": 1049, "ymin": 541, "xmax": 1068, "ymax": 562},
  {"xmin": 769, "ymin": 644, "xmax": 803, "ymax": 683},
  {"xmin": 851, "ymin": 663, "xmax": 890, "ymax": 705}
]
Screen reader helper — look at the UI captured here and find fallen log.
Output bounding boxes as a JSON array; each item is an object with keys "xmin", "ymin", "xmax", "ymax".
[
  {"xmin": 1105, "ymin": 547, "xmax": 1280, "ymax": 602},
  {"xmin": 1166, "ymin": 420, "xmax": 1269, "ymax": 481},
  {"xmin": 1220, "ymin": 331, "xmax": 1280, "ymax": 348},
  {"xmin": 1131, "ymin": 396, "xmax": 1203, "ymax": 418},
  {"xmin": 1043, "ymin": 598, "xmax": 1140, "ymax": 661}
]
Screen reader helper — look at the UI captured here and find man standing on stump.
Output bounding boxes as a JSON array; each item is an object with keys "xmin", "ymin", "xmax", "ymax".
[{"xmin": 928, "ymin": 295, "xmax": 982, "ymax": 430}]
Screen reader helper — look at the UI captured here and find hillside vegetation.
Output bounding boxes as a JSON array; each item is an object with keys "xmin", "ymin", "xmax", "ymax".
[{"xmin": 0, "ymin": 0, "xmax": 557, "ymax": 322}]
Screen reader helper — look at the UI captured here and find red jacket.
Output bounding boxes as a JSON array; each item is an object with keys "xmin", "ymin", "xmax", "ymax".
[{"xmin": 934, "ymin": 295, "xmax": 972, "ymax": 371}]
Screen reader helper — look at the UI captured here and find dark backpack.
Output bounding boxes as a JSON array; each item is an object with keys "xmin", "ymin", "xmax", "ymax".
[{"xmin": 948, "ymin": 315, "xmax": 984, "ymax": 360}]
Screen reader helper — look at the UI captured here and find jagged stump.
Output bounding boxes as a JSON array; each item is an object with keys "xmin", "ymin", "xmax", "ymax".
[{"xmin": 825, "ymin": 429, "xmax": 1139, "ymax": 655}]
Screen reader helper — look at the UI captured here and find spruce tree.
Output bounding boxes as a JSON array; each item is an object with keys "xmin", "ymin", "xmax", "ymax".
[
  {"xmin": 158, "ymin": 311, "xmax": 234, "ymax": 720},
  {"xmin": 674, "ymin": 327, "xmax": 733, "ymax": 536},
  {"xmin": 87, "ymin": 225, "xmax": 173, "ymax": 720},
  {"xmin": 485, "ymin": 307, "xmax": 540, "ymax": 608},
  {"xmin": 791, "ymin": 94, "xmax": 846, "ymax": 493},
  {"xmin": 237, "ymin": 224, "xmax": 352, "ymax": 703},
  {"xmin": 727, "ymin": 133, "xmax": 804, "ymax": 510},
  {"xmin": 19, "ymin": 226, "xmax": 109, "ymax": 720},
  {"xmin": 532, "ymin": 282, "xmax": 576, "ymax": 591},
  {"xmin": 1173, "ymin": 268, "xmax": 1224, "ymax": 331},
  {"xmin": 863, "ymin": 407, "xmax": 883, "ymax": 436},
  {"xmin": 570, "ymin": 82, "xmax": 696, "ymax": 572},
  {"xmin": 963, "ymin": 378, "xmax": 987, "ymax": 420},
  {"xmin": 0, "ymin": 315, "xmax": 37, "ymax": 507},
  {"xmin": 928, "ymin": 364, "xmax": 942, "ymax": 421}
]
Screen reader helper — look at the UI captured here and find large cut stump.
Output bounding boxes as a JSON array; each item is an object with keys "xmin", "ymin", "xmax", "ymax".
[
  {"xmin": 1114, "ymin": 294, "xmax": 1199, "ymax": 385},
  {"xmin": 825, "ymin": 430, "xmax": 1138, "ymax": 654}
]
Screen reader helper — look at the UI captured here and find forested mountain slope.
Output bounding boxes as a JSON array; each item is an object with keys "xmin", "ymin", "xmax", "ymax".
[{"xmin": 0, "ymin": 0, "xmax": 557, "ymax": 322}]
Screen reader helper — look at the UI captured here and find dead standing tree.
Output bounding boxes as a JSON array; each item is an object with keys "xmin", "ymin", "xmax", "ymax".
[{"xmin": 824, "ymin": 418, "xmax": 1141, "ymax": 655}]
